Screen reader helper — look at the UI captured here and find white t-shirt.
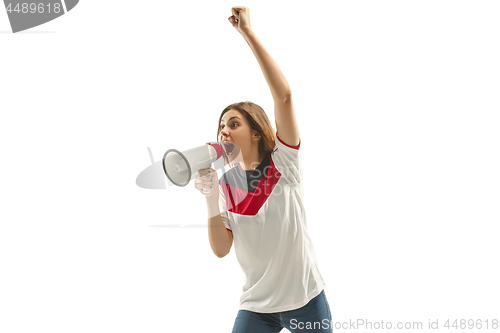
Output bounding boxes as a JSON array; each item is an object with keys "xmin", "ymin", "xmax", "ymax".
[{"xmin": 218, "ymin": 131, "xmax": 326, "ymax": 313}]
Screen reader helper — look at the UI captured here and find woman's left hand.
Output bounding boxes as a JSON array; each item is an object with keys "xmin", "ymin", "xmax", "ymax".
[{"xmin": 228, "ymin": 6, "xmax": 252, "ymax": 35}]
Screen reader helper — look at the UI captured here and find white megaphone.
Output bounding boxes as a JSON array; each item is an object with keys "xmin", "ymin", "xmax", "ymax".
[{"xmin": 162, "ymin": 142, "xmax": 239, "ymax": 193}]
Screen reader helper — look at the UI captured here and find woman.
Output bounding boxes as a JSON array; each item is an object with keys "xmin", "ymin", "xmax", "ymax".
[{"xmin": 194, "ymin": 7, "xmax": 332, "ymax": 333}]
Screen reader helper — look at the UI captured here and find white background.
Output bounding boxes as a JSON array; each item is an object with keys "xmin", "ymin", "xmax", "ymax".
[{"xmin": 1, "ymin": 1, "xmax": 499, "ymax": 332}]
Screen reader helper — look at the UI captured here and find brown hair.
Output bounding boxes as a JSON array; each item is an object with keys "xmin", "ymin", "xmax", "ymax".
[{"xmin": 217, "ymin": 101, "xmax": 276, "ymax": 167}]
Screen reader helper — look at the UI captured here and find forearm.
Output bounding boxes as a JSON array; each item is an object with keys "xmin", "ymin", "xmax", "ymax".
[
  {"xmin": 206, "ymin": 196, "xmax": 231, "ymax": 258},
  {"xmin": 242, "ymin": 29, "xmax": 292, "ymax": 100}
]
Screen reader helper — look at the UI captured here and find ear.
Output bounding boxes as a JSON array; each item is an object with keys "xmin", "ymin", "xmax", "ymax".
[{"xmin": 252, "ymin": 131, "xmax": 261, "ymax": 141}]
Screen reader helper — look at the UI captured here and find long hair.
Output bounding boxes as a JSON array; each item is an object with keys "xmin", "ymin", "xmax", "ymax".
[{"xmin": 217, "ymin": 101, "xmax": 276, "ymax": 169}]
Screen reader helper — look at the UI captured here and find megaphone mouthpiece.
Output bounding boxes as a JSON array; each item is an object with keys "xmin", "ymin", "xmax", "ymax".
[{"xmin": 206, "ymin": 142, "xmax": 223, "ymax": 160}]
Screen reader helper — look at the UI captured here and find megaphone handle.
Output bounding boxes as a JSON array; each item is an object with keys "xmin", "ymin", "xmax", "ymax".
[{"xmin": 200, "ymin": 167, "xmax": 212, "ymax": 194}]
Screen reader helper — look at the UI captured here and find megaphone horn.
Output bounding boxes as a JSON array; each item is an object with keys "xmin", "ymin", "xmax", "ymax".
[{"xmin": 162, "ymin": 142, "xmax": 223, "ymax": 192}]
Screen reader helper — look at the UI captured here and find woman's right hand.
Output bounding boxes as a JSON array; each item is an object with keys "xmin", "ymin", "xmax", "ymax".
[{"xmin": 194, "ymin": 167, "xmax": 219, "ymax": 198}]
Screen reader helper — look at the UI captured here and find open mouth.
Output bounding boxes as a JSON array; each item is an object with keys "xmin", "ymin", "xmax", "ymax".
[{"xmin": 222, "ymin": 142, "xmax": 235, "ymax": 157}]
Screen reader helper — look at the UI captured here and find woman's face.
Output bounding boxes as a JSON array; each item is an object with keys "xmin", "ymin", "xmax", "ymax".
[{"xmin": 218, "ymin": 109, "xmax": 257, "ymax": 158}]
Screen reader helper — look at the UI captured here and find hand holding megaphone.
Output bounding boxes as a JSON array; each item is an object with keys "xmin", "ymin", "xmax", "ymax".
[{"xmin": 194, "ymin": 167, "xmax": 219, "ymax": 197}]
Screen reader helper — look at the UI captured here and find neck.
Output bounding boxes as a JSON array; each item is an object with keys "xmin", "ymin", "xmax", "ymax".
[{"xmin": 239, "ymin": 149, "xmax": 264, "ymax": 171}]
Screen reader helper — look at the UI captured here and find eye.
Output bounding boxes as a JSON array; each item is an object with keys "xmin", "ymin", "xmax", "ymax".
[{"xmin": 220, "ymin": 122, "xmax": 238, "ymax": 130}]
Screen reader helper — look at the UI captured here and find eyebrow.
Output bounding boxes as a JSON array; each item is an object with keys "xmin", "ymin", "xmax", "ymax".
[{"xmin": 220, "ymin": 116, "xmax": 240, "ymax": 125}]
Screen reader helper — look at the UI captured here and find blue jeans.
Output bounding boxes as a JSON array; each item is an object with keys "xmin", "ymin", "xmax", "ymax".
[{"xmin": 231, "ymin": 289, "xmax": 332, "ymax": 333}]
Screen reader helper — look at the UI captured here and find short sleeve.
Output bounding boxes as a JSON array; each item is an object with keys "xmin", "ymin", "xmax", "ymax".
[
  {"xmin": 271, "ymin": 131, "xmax": 302, "ymax": 184},
  {"xmin": 218, "ymin": 184, "xmax": 232, "ymax": 232}
]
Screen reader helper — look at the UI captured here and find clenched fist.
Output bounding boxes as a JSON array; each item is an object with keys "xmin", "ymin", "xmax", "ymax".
[{"xmin": 228, "ymin": 6, "xmax": 252, "ymax": 35}]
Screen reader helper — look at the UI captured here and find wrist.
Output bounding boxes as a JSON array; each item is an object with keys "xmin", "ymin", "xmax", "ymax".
[
  {"xmin": 205, "ymin": 190, "xmax": 219, "ymax": 202},
  {"xmin": 241, "ymin": 27, "xmax": 254, "ymax": 39}
]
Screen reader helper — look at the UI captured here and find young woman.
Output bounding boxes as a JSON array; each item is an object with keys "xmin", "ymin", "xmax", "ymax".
[{"xmin": 194, "ymin": 7, "xmax": 333, "ymax": 333}]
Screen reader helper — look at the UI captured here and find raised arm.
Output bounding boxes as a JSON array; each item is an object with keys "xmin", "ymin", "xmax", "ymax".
[{"xmin": 228, "ymin": 7, "xmax": 300, "ymax": 147}]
